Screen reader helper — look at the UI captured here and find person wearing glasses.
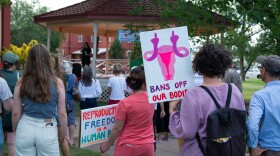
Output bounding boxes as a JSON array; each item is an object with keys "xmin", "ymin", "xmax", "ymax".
[{"xmin": 247, "ymin": 55, "xmax": 280, "ymax": 156}]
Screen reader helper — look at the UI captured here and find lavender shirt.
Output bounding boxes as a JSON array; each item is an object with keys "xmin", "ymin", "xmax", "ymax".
[{"xmin": 169, "ymin": 83, "xmax": 245, "ymax": 156}]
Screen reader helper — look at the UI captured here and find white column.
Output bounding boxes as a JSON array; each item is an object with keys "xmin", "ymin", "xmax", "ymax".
[
  {"xmin": 92, "ymin": 22, "xmax": 98, "ymax": 77},
  {"xmin": 47, "ymin": 28, "xmax": 51, "ymax": 52}
]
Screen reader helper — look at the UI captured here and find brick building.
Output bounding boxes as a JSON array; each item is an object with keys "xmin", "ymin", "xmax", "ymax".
[{"xmin": 60, "ymin": 34, "xmax": 133, "ymax": 60}]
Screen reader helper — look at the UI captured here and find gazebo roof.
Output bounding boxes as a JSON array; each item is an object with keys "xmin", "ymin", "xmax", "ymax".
[{"xmin": 34, "ymin": 0, "xmax": 237, "ymax": 36}]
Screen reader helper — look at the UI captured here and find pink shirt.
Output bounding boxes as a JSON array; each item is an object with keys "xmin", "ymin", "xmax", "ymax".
[{"xmin": 115, "ymin": 91, "xmax": 154, "ymax": 145}]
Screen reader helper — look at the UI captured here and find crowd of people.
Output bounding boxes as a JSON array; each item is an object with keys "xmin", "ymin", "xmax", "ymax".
[{"xmin": 0, "ymin": 42, "xmax": 279, "ymax": 156}]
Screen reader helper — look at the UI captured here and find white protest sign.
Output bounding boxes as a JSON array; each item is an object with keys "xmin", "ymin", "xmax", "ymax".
[
  {"xmin": 118, "ymin": 30, "xmax": 140, "ymax": 42},
  {"xmin": 80, "ymin": 104, "xmax": 117, "ymax": 148},
  {"xmin": 140, "ymin": 26, "xmax": 195, "ymax": 103}
]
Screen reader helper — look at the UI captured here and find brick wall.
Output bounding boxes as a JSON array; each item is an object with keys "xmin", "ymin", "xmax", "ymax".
[{"xmin": 61, "ymin": 34, "xmax": 133, "ymax": 59}]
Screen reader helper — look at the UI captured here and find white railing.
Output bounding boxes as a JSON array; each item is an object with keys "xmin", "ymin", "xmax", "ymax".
[{"xmin": 61, "ymin": 55, "xmax": 130, "ymax": 74}]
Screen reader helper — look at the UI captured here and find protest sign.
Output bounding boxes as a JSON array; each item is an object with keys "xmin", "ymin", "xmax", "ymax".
[
  {"xmin": 118, "ymin": 30, "xmax": 140, "ymax": 42},
  {"xmin": 80, "ymin": 104, "xmax": 117, "ymax": 148},
  {"xmin": 140, "ymin": 26, "xmax": 195, "ymax": 103}
]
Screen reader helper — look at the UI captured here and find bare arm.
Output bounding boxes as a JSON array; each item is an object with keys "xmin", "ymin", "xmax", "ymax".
[
  {"xmin": 57, "ymin": 78, "xmax": 72, "ymax": 144},
  {"xmin": 3, "ymin": 98, "xmax": 13, "ymax": 112},
  {"xmin": 12, "ymin": 82, "xmax": 22, "ymax": 131},
  {"xmin": 100, "ymin": 120, "xmax": 124, "ymax": 153}
]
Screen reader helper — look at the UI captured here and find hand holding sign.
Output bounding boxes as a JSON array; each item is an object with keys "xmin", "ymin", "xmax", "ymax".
[
  {"xmin": 64, "ymin": 136, "xmax": 73, "ymax": 145},
  {"xmin": 169, "ymin": 100, "xmax": 181, "ymax": 114},
  {"xmin": 100, "ymin": 142, "xmax": 110, "ymax": 153}
]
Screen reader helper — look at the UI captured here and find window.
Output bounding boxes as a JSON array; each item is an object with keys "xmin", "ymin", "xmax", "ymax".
[
  {"xmin": 77, "ymin": 34, "xmax": 83, "ymax": 42},
  {"xmin": 99, "ymin": 36, "xmax": 102, "ymax": 42},
  {"xmin": 108, "ymin": 37, "xmax": 112, "ymax": 43},
  {"xmin": 91, "ymin": 35, "xmax": 94, "ymax": 42}
]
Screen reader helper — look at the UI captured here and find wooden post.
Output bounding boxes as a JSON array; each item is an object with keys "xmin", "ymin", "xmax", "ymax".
[
  {"xmin": 92, "ymin": 22, "xmax": 98, "ymax": 77},
  {"xmin": 78, "ymin": 114, "xmax": 81, "ymax": 148},
  {"xmin": 105, "ymin": 32, "xmax": 109, "ymax": 74}
]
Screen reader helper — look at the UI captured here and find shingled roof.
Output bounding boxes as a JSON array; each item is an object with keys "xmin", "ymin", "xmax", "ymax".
[
  {"xmin": 35, "ymin": 0, "xmax": 176, "ymax": 23},
  {"xmin": 34, "ymin": 0, "xmax": 237, "ymax": 36}
]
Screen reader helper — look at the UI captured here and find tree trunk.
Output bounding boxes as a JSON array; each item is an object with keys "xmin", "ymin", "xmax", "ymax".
[{"xmin": 240, "ymin": 55, "xmax": 245, "ymax": 81}]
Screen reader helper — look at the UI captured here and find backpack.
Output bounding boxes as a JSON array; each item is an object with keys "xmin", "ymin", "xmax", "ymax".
[{"xmin": 196, "ymin": 83, "xmax": 246, "ymax": 156}]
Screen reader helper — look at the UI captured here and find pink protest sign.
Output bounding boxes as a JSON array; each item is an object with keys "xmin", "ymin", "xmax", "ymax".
[{"xmin": 140, "ymin": 26, "xmax": 195, "ymax": 103}]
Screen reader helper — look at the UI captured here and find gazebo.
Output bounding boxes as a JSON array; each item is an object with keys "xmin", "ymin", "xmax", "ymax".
[{"xmin": 34, "ymin": 0, "xmax": 237, "ymax": 75}]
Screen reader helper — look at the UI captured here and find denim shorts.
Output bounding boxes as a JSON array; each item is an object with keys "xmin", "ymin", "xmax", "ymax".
[
  {"xmin": 80, "ymin": 98, "xmax": 98, "ymax": 110},
  {"xmin": 0, "ymin": 116, "xmax": 4, "ymax": 153},
  {"xmin": 67, "ymin": 99, "xmax": 76, "ymax": 126}
]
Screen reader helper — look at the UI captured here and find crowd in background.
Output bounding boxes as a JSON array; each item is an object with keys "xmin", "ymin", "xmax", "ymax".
[{"xmin": 0, "ymin": 42, "xmax": 279, "ymax": 156}]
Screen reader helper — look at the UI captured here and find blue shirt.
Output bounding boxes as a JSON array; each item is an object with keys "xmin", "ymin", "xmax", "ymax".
[
  {"xmin": 247, "ymin": 80, "xmax": 280, "ymax": 151},
  {"xmin": 66, "ymin": 74, "xmax": 77, "ymax": 101},
  {"xmin": 22, "ymin": 79, "xmax": 58, "ymax": 119}
]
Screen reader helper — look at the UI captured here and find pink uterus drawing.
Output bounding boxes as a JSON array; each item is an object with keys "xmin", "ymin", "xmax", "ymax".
[{"xmin": 143, "ymin": 31, "xmax": 189, "ymax": 81}]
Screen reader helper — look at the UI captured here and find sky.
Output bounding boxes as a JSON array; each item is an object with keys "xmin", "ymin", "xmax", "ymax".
[{"xmin": 33, "ymin": 0, "xmax": 84, "ymax": 11}]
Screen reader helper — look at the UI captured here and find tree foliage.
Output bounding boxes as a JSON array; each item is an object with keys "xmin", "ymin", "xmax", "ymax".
[
  {"xmin": 109, "ymin": 39, "xmax": 125, "ymax": 59},
  {"xmin": 130, "ymin": 42, "xmax": 142, "ymax": 60},
  {"xmin": 11, "ymin": 0, "xmax": 59, "ymax": 52},
  {"xmin": 1, "ymin": 40, "xmax": 38, "ymax": 67},
  {"xmin": 126, "ymin": 0, "xmax": 280, "ymax": 81},
  {"xmin": 190, "ymin": 0, "xmax": 280, "ymax": 55},
  {"xmin": 0, "ymin": 0, "xmax": 10, "ymax": 6}
]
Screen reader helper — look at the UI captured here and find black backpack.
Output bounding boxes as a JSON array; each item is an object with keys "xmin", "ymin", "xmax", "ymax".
[{"xmin": 196, "ymin": 83, "xmax": 246, "ymax": 156}]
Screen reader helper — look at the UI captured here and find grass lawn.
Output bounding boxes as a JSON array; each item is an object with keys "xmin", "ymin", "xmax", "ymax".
[
  {"xmin": 4, "ymin": 83, "xmax": 262, "ymax": 156},
  {"xmin": 2, "ymin": 143, "xmax": 101, "ymax": 156},
  {"xmin": 1, "ymin": 102, "xmax": 109, "ymax": 156},
  {"xmin": 242, "ymin": 78, "xmax": 265, "ymax": 104},
  {"xmin": 75, "ymin": 101, "xmax": 107, "ymax": 117}
]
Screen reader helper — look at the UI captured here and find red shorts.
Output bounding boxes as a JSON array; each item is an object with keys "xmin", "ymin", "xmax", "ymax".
[
  {"xmin": 114, "ymin": 143, "xmax": 154, "ymax": 156},
  {"xmin": 108, "ymin": 99, "xmax": 120, "ymax": 105}
]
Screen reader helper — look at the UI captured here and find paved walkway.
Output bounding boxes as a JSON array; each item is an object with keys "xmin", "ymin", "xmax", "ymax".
[
  {"xmin": 74, "ymin": 117, "xmax": 179, "ymax": 155},
  {"xmin": 73, "ymin": 117, "xmax": 249, "ymax": 156}
]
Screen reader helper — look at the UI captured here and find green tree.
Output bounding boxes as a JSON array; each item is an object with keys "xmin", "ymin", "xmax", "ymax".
[
  {"xmin": 11, "ymin": 0, "xmax": 59, "ymax": 52},
  {"xmin": 187, "ymin": 0, "xmax": 280, "ymax": 55},
  {"xmin": 109, "ymin": 39, "xmax": 125, "ymax": 59},
  {"xmin": 156, "ymin": 0, "xmax": 279, "ymax": 80},
  {"xmin": 0, "ymin": 0, "xmax": 10, "ymax": 6}
]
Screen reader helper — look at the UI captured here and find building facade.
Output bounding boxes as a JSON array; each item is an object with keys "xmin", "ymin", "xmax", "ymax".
[{"xmin": 60, "ymin": 34, "xmax": 133, "ymax": 60}]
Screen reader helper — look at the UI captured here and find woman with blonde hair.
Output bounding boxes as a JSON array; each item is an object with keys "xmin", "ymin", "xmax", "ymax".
[{"xmin": 12, "ymin": 44, "xmax": 71, "ymax": 156}]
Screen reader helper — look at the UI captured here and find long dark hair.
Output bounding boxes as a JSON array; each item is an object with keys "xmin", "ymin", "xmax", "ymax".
[
  {"xmin": 20, "ymin": 44, "xmax": 55, "ymax": 102},
  {"xmin": 82, "ymin": 42, "xmax": 90, "ymax": 49},
  {"xmin": 81, "ymin": 65, "xmax": 93, "ymax": 86}
]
